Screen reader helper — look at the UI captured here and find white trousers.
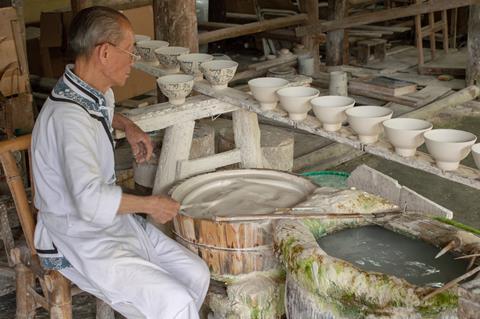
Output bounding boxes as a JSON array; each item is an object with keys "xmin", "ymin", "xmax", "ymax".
[{"xmin": 60, "ymin": 222, "xmax": 210, "ymax": 319}]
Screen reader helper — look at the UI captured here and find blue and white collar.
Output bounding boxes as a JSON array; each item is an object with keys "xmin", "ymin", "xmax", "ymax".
[{"xmin": 51, "ymin": 65, "xmax": 112, "ymax": 129}]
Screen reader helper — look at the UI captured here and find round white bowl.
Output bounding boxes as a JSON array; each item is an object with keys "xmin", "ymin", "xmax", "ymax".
[
  {"xmin": 154, "ymin": 46, "xmax": 190, "ymax": 73},
  {"xmin": 177, "ymin": 53, "xmax": 214, "ymax": 80},
  {"xmin": 156, "ymin": 74, "xmax": 194, "ymax": 105},
  {"xmin": 135, "ymin": 40, "xmax": 169, "ymax": 64},
  {"xmin": 383, "ymin": 118, "xmax": 433, "ymax": 157},
  {"xmin": 200, "ymin": 60, "xmax": 239, "ymax": 89},
  {"xmin": 310, "ymin": 95, "xmax": 355, "ymax": 131},
  {"xmin": 134, "ymin": 34, "xmax": 151, "ymax": 44},
  {"xmin": 276, "ymin": 86, "xmax": 320, "ymax": 121},
  {"xmin": 248, "ymin": 77, "xmax": 290, "ymax": 111},
  {"xmin": 424, "ymin": 129, "xmax": 477, "ymax": 171},
  {"xmin": 472, "ymin": 143, "xmax": 480, "ymax": 170},
  {"xmin": 345, "ymin": 106, "xmax": 393, "ymax": 144}
]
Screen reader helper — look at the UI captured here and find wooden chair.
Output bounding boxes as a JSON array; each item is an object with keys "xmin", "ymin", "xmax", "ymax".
[{"xmin": 0, "ymin": 134, "xmax": 114, "ymax": 319}]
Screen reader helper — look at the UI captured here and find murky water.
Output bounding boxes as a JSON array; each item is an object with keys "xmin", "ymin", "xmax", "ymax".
[{"xmin": 316, "ymin": 225, "xmax": 469, "ymax": 287}]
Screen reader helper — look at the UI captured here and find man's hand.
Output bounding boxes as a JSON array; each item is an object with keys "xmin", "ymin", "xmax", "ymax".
[
  {"xmin": 112, "ymin": 113, "xmax": 153, "ymax": 163},
  {"xmin": 124, "ymin": 122, "xmax": 153, "ymax": 163},
  {"xmin": 146, "ymin": 195, "xmax": 180, "ymax": 224}
]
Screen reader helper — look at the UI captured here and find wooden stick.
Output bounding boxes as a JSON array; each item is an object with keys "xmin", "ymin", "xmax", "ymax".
[
  {"xmin": 198, "ymin": 14, "xmax": 309, "ymax": 44},
  {"xmin": 423, "ymin": 265, "xmax": 480, "ymax": 300},
  {"xmin": 212, "ymin": 211, "xmax": 401, "ymax": 223},
  {"xmin": 435, "ymin": 240, "xmax": 457, "ymax": 259},
  {"xmin": 455, "ymin": 253, "xmax": 480, "ymax": 260}
]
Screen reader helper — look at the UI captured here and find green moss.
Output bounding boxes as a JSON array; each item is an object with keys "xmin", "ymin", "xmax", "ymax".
[
  {"xmin": 417, "ymin": 292, "xmax": 458, "ymax": 316},
  {"xmin": 434, "ymin": 217, "xmax": 480, "ymax": 236}
]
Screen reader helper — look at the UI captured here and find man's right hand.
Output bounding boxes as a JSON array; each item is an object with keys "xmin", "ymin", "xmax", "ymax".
[{"xmin": 147, "ymin": 195, "xmax": 180, "ymax": 224}]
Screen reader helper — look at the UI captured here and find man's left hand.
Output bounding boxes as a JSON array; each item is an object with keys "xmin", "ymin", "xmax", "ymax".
[{"xmin": 124, "ymin": 122, "xmax": 153, "ymax": 163}]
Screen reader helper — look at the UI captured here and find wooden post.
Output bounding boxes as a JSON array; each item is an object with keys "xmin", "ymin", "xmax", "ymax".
[
  {"xmin": 326, "ymin": 0, "xmax": 347, "ymax": 66},
  {"xmin": 152, "ymin": 0, "xmax": 198, "ymax": 52},
  {"xmin": 152, "ymin": 120, "xmax": 195, "ymax": 195},
  {"xmin": 300, "ymin": 0, "xmax": 320, "ymax": 71},
  {"xmin": 46, "ymin": 271, "xmax": 72, "ymax": 319},
  {"xmin": 96, "ymin": 299, "xmax": 115, "ymax": 319},
  {"xmin": 15, "ymin": 262, "xmax": 36, "ymax": 319},
  {"xmin": 467, "ymin": 5, "xmax": 480, "ymax": 86},
  {"xmin": 232, "ymin": 110, "xmax": 263, "ymax": 169}
]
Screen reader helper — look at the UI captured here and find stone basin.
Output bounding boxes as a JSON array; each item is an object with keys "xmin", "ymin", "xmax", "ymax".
[{"xmin": 274, "ymin": 168, "xmax": 480, "ymax": 319}]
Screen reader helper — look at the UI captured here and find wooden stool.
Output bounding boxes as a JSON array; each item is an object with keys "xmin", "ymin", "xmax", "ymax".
[{"xmin": 356, "ymin": 39, "xmax": 387, "ymax": 65}]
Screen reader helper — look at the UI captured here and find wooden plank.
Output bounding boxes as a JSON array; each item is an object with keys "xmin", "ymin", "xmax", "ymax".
[
  {"xmin": 198, "ymin": 14, "xmax": 310, "ymax": 45},
  {"xmin": 113, "ymin": 95, "xmax": 239, "ymax": 139},
  {"xmin": 296, "ymin": 0, "xmax": 479, "ymax": 36},
  {"xmin": 177, "ymin": 149, "xmax": 242, "ymax": 179},
  {"xmin": 349, "ymin": 76, "xmax": 417, "ymax": 97}
]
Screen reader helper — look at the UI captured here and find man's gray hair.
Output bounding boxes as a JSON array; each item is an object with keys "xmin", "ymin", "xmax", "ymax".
[{"xmin": 68, "ymin": 6, "xmax": 130, "ymax": 58}]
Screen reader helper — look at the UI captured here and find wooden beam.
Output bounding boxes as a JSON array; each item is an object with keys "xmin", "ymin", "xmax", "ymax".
[
  {"xmin": 296, "ymin": 0, "xmax": 480, "ymax": 36},
  {"xmin": 467, "ymin": 5, "xmax": 480, "ymax": 86},
  {"xmin": 326, "ymin": 0, "xmax": 347, "ymax": 66},
  {"xmin": 198, "ymin": 14, "xmax": 309, "ymax": 44},
  {"xmin": 300, "ymin": 0, "xmax": 321, "ymax": 71}
]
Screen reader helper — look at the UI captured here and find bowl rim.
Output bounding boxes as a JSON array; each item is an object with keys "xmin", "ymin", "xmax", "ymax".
[
  {"xmin": 200, "ymin": 60, "xmax": 239, "ymax": 69},
  {"xmin": 424, "ymin": 129, "xmax": 477, "ymax": 144},
  {"xmin": 276, "ymin": 86, "xmax": 319, "ymax": 97},
  {"xmin": 248, "ymin": 77, "xmax": 290, "ymax": 88},
  {"xmin": 472, "ymin": 143, "xmax": 480, "ymax": 153},
  {"xmin": 177, "ymin": 53, "xmax": 214, "ymax": 62},
  {"xmin": 154, "ymin": 46, "xmax": 190, "ymax": 54},
  {"xmin": 383, "ymin": 118, "xmax": 433, "ymax": 131},
  {"xmin": 136, "ymin": 40, "xmax": 169, "ymax": 47},
  {"xmin": 310, "ymin": 95, "xmax": 356, "ymax": 108},
  {"xmin": 157, "ymin": 74, "xmax": 194, "ymax": 84},
  {"xmin": 345, "ymin": 106, "xmax": 393, "ymax": 118}
]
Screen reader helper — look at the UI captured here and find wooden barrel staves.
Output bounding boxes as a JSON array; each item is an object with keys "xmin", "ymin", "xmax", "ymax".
[{"xmin": 170, "ymin": 169, "xmax": 316, "ymax": 280}]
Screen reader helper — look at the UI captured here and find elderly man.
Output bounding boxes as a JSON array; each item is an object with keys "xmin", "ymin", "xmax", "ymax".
[{"xmin": 31, "ymin": 6, "xmax": 210, "ymax": 319}]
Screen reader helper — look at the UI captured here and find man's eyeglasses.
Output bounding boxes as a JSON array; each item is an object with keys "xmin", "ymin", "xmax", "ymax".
[{"xmin": 99, "ymin": 42, "xmax": 141, "ymax": 62}]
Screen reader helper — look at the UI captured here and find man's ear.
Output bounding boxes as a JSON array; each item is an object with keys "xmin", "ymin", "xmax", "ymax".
[{"xmin": 97, "ymin": 43, "xmax": 110, "ymax": 65}]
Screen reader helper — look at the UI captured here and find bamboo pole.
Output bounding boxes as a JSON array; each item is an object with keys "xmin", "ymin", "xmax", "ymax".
[{"xmin": 213, "ymin": 211, "xmax": 401, "ymax": 223}]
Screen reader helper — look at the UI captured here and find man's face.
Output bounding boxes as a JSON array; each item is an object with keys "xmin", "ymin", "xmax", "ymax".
[{"xmin": 103, "ymin": 24, "xmax": 135, "ymax": 87}]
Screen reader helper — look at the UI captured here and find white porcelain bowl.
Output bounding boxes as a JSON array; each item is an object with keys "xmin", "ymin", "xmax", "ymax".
[
  {"xmin": 276, "ymin": 86, "xmax": 320, "ymax": 121},
  {"xmin": 424, "ymin": 129, "xmax": 477, "ymax": 171},
  {"xmin": 154, "ymin": 46, "xmax": 190, "ymax": 73},
  {"xmin": 383, "ymin": 118, "xmax": 433, "ymax": 157},
  {"xmin": 177, "ymin": 53, "xmax": 214, "ymax": 80},
  {"xmin": 200, "ymin": 60, "xmax": 239, "ymax": 89},
  {"xmin": 134, "ymin": 34, "xmax": 151, "ymax": 44},
  {"xmin": 310, "ymin": 95, "xmax": 355, "ymax": 131},
  {"xmin": 156, "ymin": 74, "xmax": 194, "ymax": 105},
  {"xmin": 248, "ymin": 77, "xmax": 290, "ymax": 111},
  {"xmin": 135, "ymin": 40, "xmax": 169, "ymax": 64},
  {"xmin": 472, "ymin": 143, "xmax": 480, "ymax": 170},
  {"xmin": 345, "ymin": 106, "xmax": 393, "ymax": 144}
]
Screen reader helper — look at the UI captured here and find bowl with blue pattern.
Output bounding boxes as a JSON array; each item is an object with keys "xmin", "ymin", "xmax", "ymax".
[
  {"xmin": 200, "ymin": 60, "xmax": 238, "ymax": 90},
  {"xmin": 157, "ymin": 74, "xmax": 194, "ymax": 105}
]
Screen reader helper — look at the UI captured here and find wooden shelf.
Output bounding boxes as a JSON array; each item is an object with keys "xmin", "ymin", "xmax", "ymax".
[{"xmin": 131, "ymin": 62, "xmax": 480, "ymax": 191}]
